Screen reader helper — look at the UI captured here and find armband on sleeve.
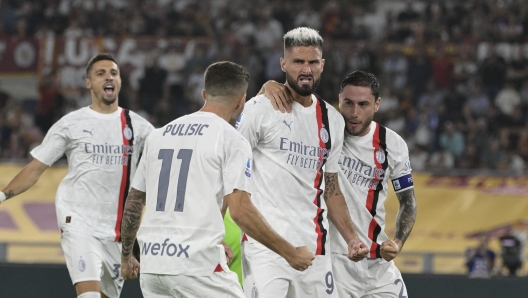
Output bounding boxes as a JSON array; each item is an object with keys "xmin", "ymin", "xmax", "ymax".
[{"xmin": 391, "ymin": 173, "xmax": 414, "ymax": 193}]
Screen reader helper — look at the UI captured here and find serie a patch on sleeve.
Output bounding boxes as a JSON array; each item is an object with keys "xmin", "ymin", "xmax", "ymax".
[{"xmin": 391, "ymin": 173, "xmax": 414, "ymax": 193}]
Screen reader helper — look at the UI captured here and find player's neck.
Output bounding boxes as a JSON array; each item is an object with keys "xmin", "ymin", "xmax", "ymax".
[
  {"xmin": 285, "ymin": 84, "xmax": 312, "ymax": 107},
  {"xmin": 90, "ymin": 98, "xmax": 119, "ymax": 114},
  {"xmin": 199, "ymin": 103, "xmax": 232, "ymax": 124}
]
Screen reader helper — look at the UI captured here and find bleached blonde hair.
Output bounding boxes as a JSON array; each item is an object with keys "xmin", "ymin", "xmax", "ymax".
[{"xmin": 283, "ymin": 27, "xmax": 323, "ymax": 50}]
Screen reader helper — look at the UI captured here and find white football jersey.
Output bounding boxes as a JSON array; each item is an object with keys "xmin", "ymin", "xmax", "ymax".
[
  {"xmin": 329, "ymin": 121, "xmax": 413, "ymax": 257},
  {"xmin": 30, "ymin": 107, "xmax": 154, "ymax": 241},
  {"xmin": 237, "ymin": 94, "xmax": 344, "ymax": 255},
  {"xmin": 133, "ymin": 112, "xmax": 252, "ymax": 276}
]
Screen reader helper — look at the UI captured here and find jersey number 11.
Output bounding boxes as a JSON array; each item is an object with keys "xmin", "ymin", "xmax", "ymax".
[{"xmin": 156, "ymin": 149, "xmax": 193, "ymax": 212}]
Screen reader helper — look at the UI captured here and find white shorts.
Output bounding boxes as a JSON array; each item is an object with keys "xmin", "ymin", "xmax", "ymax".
[
  {"xmin": 61, "ymin": 228, "xmax": 124, "ymax": 298},
  {"xmin": 140, "ymin": 263, "xmax": 244, "ymax": 297},
  {"xmin": 331, "ymin": 253, "xmax": 408, "ymax": 298},
  {"xmin": 242, "ymin": 241, "xmax": 337, "ymax": 298}
]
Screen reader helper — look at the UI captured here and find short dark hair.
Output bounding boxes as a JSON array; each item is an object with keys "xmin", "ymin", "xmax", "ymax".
[
  {"xmin": 340, "ymin": 71, "xmax": 380, "ymax": 100},
  {"xmin": 204, "ymin": 61, "xmax": 249, "ymax": 97},
  {"xmin": 283, "ymin": 27, "xmax": 323, "ymax": 51},
  {"xmin": 86, "ymin": 53, "xmax": 118, "ymax": 77}
]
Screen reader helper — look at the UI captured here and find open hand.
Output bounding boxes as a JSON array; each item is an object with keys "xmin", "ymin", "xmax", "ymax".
[{"xmin": 262, "ymin": 80, "xmax": 293, "ymax": 113}]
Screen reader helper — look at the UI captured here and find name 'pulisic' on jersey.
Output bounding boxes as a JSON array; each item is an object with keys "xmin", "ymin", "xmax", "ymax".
[
  {"xmin": 162, "ymin": 123, "xmax": 210, "ymax": 136},
  {"xmin": 338, "ymin": 152, "xmax": 384, "ymax": 190},
  {"xmin": 279, "ymin": 137, "xmax": 329, "ymax": 171}
]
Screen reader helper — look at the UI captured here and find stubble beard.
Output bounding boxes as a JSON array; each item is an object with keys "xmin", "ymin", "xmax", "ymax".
[{"xmin": 344, "ymin": 115, "xmax": 373, "ymax": 137}]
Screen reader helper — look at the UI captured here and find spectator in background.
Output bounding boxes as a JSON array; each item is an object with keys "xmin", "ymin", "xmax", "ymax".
[
  {"xmin": 439, "ymin": 121, "xmax": 465, "ymax": 160},
  {"xmin": 294, "ymin": 2, "xmax": 322, "ymax": 31},
  {"xmin": 138, "ymin": 52, "xmax": 167, "ymax": 114},
  {"xmin": 442, "ymin": 88, "xmax": 465, "ymax": 124},
  {"xmin": 382, "ymin": 46, "xmax": 408, "ymax": 91},
  {"xmin": 418, "ymin": 80, "xmax": 445, "ymax": 112},
  {"xmin": 519, "ymin": 79, "xmax": 528, "ymax": 114},
  {"xmin": 495, "ymin": 81, "xmax": 521, "ymax": 119},
  {"xmin": 431, "ymin": 48, "xmax": 453, "ymax": 89},
  {"xmin": 427, "ymin": 148, "xmax": 455, "ymax": 169},
  {"xmin": 457, "ymin": 144, "xmax": 480, "ymax": 169},
  {"xmin": 407, "ymin": 48, "xmax": 432, "ymax": 97},
  {"xmin": 479, "ymin": 47, "xmax": 507, "ymax": 101},
  {"xmin": 517, "ymin": 129, "xmax": 528, "ymax": 162},
  {"xmin": 254, "ymin": 6, "xmax": 283, "ymax": 52},
  {"xmin": 409, "ymin": 145, "xmax": 429, "ymax": 172},
  {"xmin": 466, "ymin": 232, "xmax": 496, "ymax": 278},
  {"xmin": 466, "ymin": 85, "xmax": 490, "ymax": 118},
  {"xmin": 385, "ymin": 109, "xmax": 406, "ymax": 136},
  {"xmin": 480, "ymin": 139, "xmax": 507, "ymax": 170},
  {"xmin": 396, "ymin": 0, "xmax": 421, "ymax": 42},
  {"xmin": 231, "ymin": 9, "xmax": 257, "ymax": 45},
  {"xmin": 452, "ymin": 50, "xmax": 478, "ymax": 96},
  {"xmin": 499, "ymin": 231, "xmax": 523, "ymax": 276}
]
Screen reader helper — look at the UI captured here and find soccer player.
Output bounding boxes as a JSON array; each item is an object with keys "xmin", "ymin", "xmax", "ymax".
[
  {"xmin": 236, "ymin": 27, "xmax": 368, "ymax": 298},
  {"xmin": 0, "ymin": 53, "xmax": 154, "ymax": 298},
  {"xmin": 119, "ymin": 61, "xmax": 315, "ymax": 297},
  {"xmin": 263, "ymin": 70, "xmax": 418, "ymax": 297}
]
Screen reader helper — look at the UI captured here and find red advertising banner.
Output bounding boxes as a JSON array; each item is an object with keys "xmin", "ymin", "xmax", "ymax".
[{"xmin": 0, "ymin": 37, "xmax": 39, "ymax": 73}]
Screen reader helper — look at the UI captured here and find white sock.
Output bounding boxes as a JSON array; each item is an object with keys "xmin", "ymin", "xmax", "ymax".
[{"xmin": 77, "ymin": 292, "xmax": 101, "ymax": 298}]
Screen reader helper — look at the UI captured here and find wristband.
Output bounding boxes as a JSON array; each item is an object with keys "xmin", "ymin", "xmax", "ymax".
[{"xmin": 0, "ymin": 192, "xmax": 6, "ymax": 203}]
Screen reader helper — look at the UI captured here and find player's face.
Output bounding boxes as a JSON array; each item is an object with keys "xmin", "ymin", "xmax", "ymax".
[
  {"xmin": 86, "ymin": 60, "xmax": 121, "ymax": 105},
  {"xmin": 339, "ymin": 85, "xmax": 380, "ymax": 137},
  {"xmin": 280, "ymin": 46, "xmax": 325, "ymax": 97}
]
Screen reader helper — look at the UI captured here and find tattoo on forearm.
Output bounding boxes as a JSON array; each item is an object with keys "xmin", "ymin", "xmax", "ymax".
[
  {"xmin": 324, "ymin": 173, "xmax": 343, "ymax": 201},
  {"xmin": 5, "ymin": 190, "xmax": 14, "ymax": 199},
  {"xmin": 395, "ymin": 189, "xmax": 417, "ymax": 245},
  {"xmin": 121, "ymin": 188, "xmax": 146, "ymax": 259}
]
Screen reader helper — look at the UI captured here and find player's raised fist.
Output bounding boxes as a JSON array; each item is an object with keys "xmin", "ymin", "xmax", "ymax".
[
  {"xmin": 347, "ymin": 236, "xmax": 369, "ymax": 262},
  {"xmin": 380, "ymin": 239, "xmax": 402, "ymax": 262}
]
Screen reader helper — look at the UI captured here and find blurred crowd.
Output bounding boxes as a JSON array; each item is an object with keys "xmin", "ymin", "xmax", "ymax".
[{"xmin": 0, "ymin": 0, "xmax": 527, "ymax": 173}]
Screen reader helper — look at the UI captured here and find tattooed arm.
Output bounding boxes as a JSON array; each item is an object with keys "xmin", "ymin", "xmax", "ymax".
[
  {"xmin": 380, "ymin": 188, "xmax": 417, "ymax": 261},
  {"xmin": 394, "ymin": 188, "xmax": 417, "ymax": 244},
  {"xmin": 324, "ymin": 172, "xmax": 368, "ymax": 261},
  {"xmin": 1, "ymin": 159, "xmax": 48, "ymax": 204},
  {"xmin": 121, "ymin": 188, "xmax": 146, "ymax": 280}
]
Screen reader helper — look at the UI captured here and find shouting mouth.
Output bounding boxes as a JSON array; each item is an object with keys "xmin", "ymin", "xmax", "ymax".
[
  {"xmin": 103, "ymin": 83, "xmax": 115, "ymax": 96},
  {"xmin": 298, "ymin": 76, "xmax": 313, "ymax": 85}
]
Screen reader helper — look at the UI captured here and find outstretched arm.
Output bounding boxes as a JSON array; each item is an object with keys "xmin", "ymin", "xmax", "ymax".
[
  {"xmin": 120, "ymin": 188, "xmax": 146, "ymax": 280},
  {"xmin": 227, "ymin": 189, "xmax": 315, "ymax": 271},
  {"xmin": 380, "ymin": 188, "xmax": 417, "ymax": 261},
  {"xmin": 324, "ymin": 172, "xmax": 368, "ymax": 261},
  {"xmin": 1, "ymin": 159, "xmax": 48, "ymax": 203}
]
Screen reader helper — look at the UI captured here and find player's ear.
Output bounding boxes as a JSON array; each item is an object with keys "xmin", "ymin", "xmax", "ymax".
[
  {"xmin": 280, "ymin": 57, "xmax": 286, "ymax": 72},
  {"xmin": 85, "ymin": 78, "xmax": 91, "ymax": 89},
  {"xmin": 201, "ymin": 89, "xmax": 206, "ymax": 101},
  {"xmin": 374, "ymin": 97, "xmax": 381, "ymax": 112}
]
